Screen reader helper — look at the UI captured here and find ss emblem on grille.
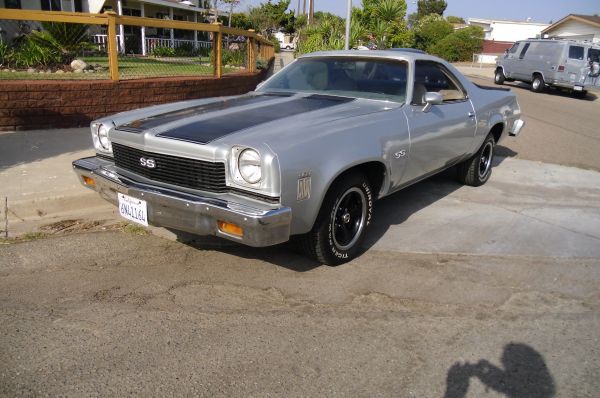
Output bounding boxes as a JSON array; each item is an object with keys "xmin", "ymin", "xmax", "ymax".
[{"xmin": 140, "ymin": 157, "xmax": 156, "ymax": 168}]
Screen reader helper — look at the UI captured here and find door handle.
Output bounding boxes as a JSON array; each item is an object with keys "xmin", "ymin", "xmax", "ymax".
[{"xmin": 468, "ymin": 112, "xmax": 475, "ymax": 118}]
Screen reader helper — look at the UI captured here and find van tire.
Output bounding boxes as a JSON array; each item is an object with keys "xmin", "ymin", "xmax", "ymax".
[
  {"xmin": 494, "ymin": 69, "xmax": 505, "ymax": 85},
  {"xmin": 531, "ymin": 74, "xmax": 545, "ymax": 93}
]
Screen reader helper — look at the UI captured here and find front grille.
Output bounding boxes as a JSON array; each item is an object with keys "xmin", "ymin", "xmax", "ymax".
[{"xmin": 112, "ymin": 143, "xmax": 227, "ymax": 193}]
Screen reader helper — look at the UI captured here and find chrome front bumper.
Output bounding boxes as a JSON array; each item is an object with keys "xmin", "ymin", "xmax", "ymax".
[{"xmin": 73, "ymin": 157, "xmax": 292, "ymax": 247}]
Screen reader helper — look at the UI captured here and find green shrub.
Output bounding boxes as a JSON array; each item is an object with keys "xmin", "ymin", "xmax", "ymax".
[
  {"xmin": 0, "ymin": 41, "xmax": 12, "ymax": 67},
  {"xmin": 210, "ymin": 47, "xmax": 247, "ymax": 67},
  {"xmin": 256, "ymin": 57, "xmax": 268, "ymax": 70},
  {"xmin": 429, "ymin": 26, "xmax": 484, "ymax": 62},
  {"xmin": 12, "ymin": 39, "xmax": 60, "ymax": 68},
  {"xmin": 151, "ymin": 46, "xmax": 176, "ymax": 57},
  {"xmin": 271, "ymin": 38, "xmax": 280, "ymax": 53},
  {"xmin": 174, "ymin": 42, "xmax": 197, "ymax": 57},
  {"xmin": 28, "ymin": 22, "xmax": 92, "ymax": 65},
  {"xmin": 197, "ymin": 46, "xmax": 211, "ymax": 58}
]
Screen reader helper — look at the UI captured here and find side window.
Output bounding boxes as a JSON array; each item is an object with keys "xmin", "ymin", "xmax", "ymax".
[
  {"xmin": 412, "ymin": 61, "xmax": 467, "ymax": 105},
  {"xmin": 519, "ymin": 43, "xmax": 530, "ymax": 59},
  {"xmin": 509, "ymin": 43, "xmax": 520, "ymax": 54},
  {"xmin": 569, "ymin": 46, "xmax": 584, "ymax": 60},
  {"xmin": 589, "ymin": 48, "xmax": 600, "ymax": 63}
]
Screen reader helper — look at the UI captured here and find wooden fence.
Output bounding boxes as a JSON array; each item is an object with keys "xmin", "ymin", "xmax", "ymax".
[{"xmin": 0, "ymin": 8, "xmax": 275, "ymax": 81}]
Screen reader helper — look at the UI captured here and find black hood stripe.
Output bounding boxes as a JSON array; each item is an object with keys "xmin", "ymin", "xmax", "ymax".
[
  {"xmin": 116, "ymin": 93, "xmax": 290, "ymax": 133},
  {"xmin": 156, "ymin": 94, "xmax": 354, "ymax": 145}
]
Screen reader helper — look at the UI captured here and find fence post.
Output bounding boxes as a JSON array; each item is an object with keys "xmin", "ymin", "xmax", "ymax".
[
  {"xmin": 213, "ymin": 22, "xmax": 222, "ymax": 78},
  {"xmin": 105, "ymin": 11, "xmax": 119, "ymax": 81},
  {"xmin": 247, "ymin": 30, "xmax": 256, "ymax": 73}
]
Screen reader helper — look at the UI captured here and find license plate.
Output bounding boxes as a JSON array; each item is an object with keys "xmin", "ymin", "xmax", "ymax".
[
  {"xmin": 574, "ymin": 86, "xmax": 583, "ymax": 91},
  {"xmin": 118, "ymin": 193, "xmax": 148, "ymax": 226}
]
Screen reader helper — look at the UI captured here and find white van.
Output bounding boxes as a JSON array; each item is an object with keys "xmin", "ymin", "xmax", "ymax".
[{"xmin": 495, "ymin": 39, "xmax": 600, "ymax": 97}]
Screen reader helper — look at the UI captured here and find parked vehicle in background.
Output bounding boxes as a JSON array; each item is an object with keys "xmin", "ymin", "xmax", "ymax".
[
  {"xmin": 73, "ymin": 50, "xmax": 524, "ymax": 265},
  {"xmin": 495, "ymin": 38, "xmax": 600, "ymax": 97},
  {"xmin": 274, "ymin": 31, "xmax": 296, "ymax": 51}
]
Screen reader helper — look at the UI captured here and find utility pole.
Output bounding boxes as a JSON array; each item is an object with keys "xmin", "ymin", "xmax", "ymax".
[
  {"xmin": 303, "ymin": 0, "xmax": 306, "ymax": 16},
  {"xmin": 309, "ymin": 0, "xmax": 314, "ymax": 24},
  {"xmin": 344, "ymin": 0, "xmax": 351, "ymax": 50},
  {"xmin": 297, "ymin": 0, "xmax": 301, "ymax": 16}
]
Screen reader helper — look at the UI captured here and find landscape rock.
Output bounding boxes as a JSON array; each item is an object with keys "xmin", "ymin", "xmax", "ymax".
[
  {"xmin": 55, "ymin": 70, "xmax": 65, "ymax": 74},
  {"xmin": 73, "ymin": 69, "xmax": 83, "ymax": 74},
  {"xmin": 70, "ymin": 59, "xmax": 87, "ymax": 71}
]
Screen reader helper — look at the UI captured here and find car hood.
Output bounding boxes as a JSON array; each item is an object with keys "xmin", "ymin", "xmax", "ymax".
[{"xmin": 112, "ymin": 92, "xmax": 393, "ymax": 146}]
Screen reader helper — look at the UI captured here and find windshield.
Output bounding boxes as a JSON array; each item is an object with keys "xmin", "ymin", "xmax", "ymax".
[{"xmin": 258, "ymin": 57, "xmax": 408, "ymax": 103}]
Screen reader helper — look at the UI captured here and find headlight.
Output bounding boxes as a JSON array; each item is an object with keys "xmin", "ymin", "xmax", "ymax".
[
  {"xmin": 91, "ymin": 122, "xmax": 113, "ymax": 155},
  {"xmin": 238, "ymin": 148, "xmax": 261, "ymax": 184}
]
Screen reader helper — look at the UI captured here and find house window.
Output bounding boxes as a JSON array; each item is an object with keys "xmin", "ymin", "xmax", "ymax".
[
  {"xmin": 41, "ymin": 0, "xmax": 62, "ymax": 11},
  {"xmin": 74, "ymin": 0, "xmax": 82, "ymax": 12},
  {"xmin": 5, "ymin": 0, "xmax": 22, "ymax": 9}
]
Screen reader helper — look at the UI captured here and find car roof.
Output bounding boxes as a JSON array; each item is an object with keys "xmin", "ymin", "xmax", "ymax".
[{"xmin": 299, "ymin": 50, "xmax": 444, "ymax": 63}]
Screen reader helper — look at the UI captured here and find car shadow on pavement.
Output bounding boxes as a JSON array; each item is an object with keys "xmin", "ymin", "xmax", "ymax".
[
  {"xmin": 443, "ymin": 343, "xmax": 555, "ymax": 398},
  {"xmin": 176, "ymin": 161, "xmax": 510, "ymax": 272},
  {"xmin": 0, "ymin": 126, "xmax": 93, "ymax": 169},
  {"xmin": 505, "ymin": 81, "xmax": 599, "ymax": 101}
]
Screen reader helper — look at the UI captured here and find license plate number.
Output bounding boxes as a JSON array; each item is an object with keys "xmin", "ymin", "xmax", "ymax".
[
  {"xmin": 118, "ymin": 193, "xmax": 148, "ymax": 226},
  {"xmin": 574, "ymin": 86, "xmax": 583, "ymax": 91}
]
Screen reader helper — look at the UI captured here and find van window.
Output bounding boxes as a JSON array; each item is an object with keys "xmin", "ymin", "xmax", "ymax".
[
  {"xmin": 519, "ymin": 43, "xmax": 530, "ymax": 59},
  {"xmin": 508, "ymin": 43, "xmax": 520, "ymax": 54},
  {"xmin": 569, "ymin": 46, "xmax": 584, "ymax": 60},
  {"xmin": 588, "ymin": 48, "xmax": 600, "ymax": 63}
]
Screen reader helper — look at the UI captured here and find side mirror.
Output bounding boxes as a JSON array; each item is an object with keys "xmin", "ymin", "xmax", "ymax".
[{"xmin": 422, "ymin": 92, "xmax": 443, "ymax": 113}]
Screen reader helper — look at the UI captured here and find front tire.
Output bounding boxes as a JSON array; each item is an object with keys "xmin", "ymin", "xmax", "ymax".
[
  {"xmin": 531, "ymin": 74, "xmax": 545, "ymax": 93},
  {"xmin": 494, "ymin": 69, "xmax": 505, "ymax": 85},
  {"xmin": 456, "ymin": 134, "xmax": 495, "ymax": 187},
  {"xmin": 300, "ymin": 173, "xmax": 373, "ymax": 266}
]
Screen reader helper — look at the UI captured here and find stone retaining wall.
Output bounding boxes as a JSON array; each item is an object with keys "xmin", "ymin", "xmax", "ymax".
[{"xmin": 0, "ymin": 68, "xmax": 270, "ymax": 131}]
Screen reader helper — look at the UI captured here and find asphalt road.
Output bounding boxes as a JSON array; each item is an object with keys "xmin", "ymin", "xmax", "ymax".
[{"xmin": 469, "ymin": 76, "xmax": 600, "ymax": 171}]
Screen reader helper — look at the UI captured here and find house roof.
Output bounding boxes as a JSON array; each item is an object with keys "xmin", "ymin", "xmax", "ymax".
[
  {"xmin": 542, "ymin": 14, "xmax": 600, "ymax": 34},
  {"xmin": 468, "ymin": 17, "xmax": 549, "ymax": 27}
]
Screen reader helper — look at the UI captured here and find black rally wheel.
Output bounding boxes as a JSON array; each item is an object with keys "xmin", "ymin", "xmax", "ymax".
[
  {"xmin": 300, "ymin": 173, "xmax": 373, "ymax": 266},
  {"xmin": 456, "ymin": 133, "xmax": 495, "ymax": 187}
]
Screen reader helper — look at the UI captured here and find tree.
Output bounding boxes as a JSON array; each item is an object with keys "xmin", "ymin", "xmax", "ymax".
[
  {"xmin": 416, "ymin": 0, "xmax": 447, "ymax": 19},
  {"xmin": 413, "ymin": 13, "xmax": 453, "ymax": 52},
  {"xmin": 229, "ymin": 12, "xmax": 253, "ymax": 29},
  {"xmin": 221, "ymin": 0, "xmax": 241, "ymax": 27},
  {"xmin": 446, "ymin": 16, "xmax": 465, "ymax": 24},
  {"xmin": 248, "ymin": 0, "xmax": 294, "ymax": 36},
  {"xmin": 429, "ymin": 25, "xmax": 484, "ymax": 61}
]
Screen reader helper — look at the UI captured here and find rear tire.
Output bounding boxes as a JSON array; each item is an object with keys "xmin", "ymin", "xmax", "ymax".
[
  {"xmin": 531, "ymin": 74, "xmax": 545, "ymax": 93},
  {"xmin": 456, "ymin": 133, "xmax": 495, "ymax": 187},
  {"xmin": 494, "ymin": 69, "xmax": 505, "ymax": 85},
  {"xmin": 299, "ymin": 173, "xmax": 373, "ymax": 266}
]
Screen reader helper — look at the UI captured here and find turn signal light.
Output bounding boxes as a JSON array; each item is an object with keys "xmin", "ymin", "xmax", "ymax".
[
  {"xmin": 82, "ymin": 176, "xmax": 96, "ymax": 186},
  {"xmin": 217, "ymin": 220, "xmax": 243, "ymax": 237}
]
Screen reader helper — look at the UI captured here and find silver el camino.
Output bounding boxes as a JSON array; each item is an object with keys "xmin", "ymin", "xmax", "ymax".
[{"xmin": 73, "ymin": 50, "xmax": 524, "ymax": 265}]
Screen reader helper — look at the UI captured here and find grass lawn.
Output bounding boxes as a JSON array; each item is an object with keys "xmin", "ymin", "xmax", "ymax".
[{"xmin": 0, "ymin": 56, "xmax": 244, "ymax": 80}]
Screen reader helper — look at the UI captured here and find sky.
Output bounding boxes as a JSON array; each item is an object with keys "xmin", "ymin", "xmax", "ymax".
[{"xmin": 236, "ymin": 0, "xmax": 599, "ymax": 24}]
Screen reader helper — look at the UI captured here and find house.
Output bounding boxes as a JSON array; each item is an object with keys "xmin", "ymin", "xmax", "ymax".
[
  {"xmin": 0, "ymin": 0, "xmax": 228, "ymax": 55},
  {"xmin": 468, "ymin": 18, "xmax": 550, "ymax": 64},
  {"xmin": 541, "ymin": 14, "xmax": 600, "ymax": 43}
]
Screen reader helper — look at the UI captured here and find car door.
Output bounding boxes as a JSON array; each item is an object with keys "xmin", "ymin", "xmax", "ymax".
[{"xmin": 401, "ymin": 60, "xmax": 477, "ymax": 185}]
